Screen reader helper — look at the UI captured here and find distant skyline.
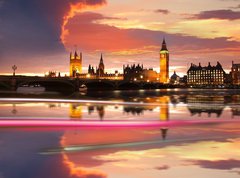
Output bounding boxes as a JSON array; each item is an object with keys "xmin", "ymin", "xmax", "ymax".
[{"xmin": 0, "ymin": 0, "xmax": 240, "ymax": 76}]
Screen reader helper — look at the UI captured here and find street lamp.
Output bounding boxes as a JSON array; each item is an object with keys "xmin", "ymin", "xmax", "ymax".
[{"xmin": 12, "ymin": 65, "xmax": 17, "ymax": 76}]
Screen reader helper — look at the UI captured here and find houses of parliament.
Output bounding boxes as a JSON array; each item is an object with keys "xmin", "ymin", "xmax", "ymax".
[
  {"xmin": 69, "ymin": 39, "xmax": 170, "ymax": 83},
  {"xmin": 66, "ymin": 37, "xmax": 240, "ymax": 86}
]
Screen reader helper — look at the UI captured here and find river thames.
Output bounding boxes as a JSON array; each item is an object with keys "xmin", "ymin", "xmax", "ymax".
[{"xmin": 0, "ymin": 89, "xmax": 239, "ymax": 178}]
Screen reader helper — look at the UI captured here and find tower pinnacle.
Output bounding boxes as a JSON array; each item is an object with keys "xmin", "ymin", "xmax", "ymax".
[
  {"xmin": 100, "ymin": 53, "xmax": 103, "ymax": 63},
  {"xmin": 161, "ymin": 38, "xmax": 168, "ymax": 51}
]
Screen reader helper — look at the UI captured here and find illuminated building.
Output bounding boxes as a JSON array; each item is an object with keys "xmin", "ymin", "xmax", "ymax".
[
  {"xmin": 77, "ymin": 54, "xmax": 124, "ymax": 80},
  {"xmin": 123, "ymin": 64, "xmax": 143, "ymax": 81},
  {"xmin": 187, "ymin": 62, "xmax": 225, "ymax": 85},
  {"xmin": 123, "ymin": 64, "xmax": 159, "ymax": 82},
  {"xmin": 70, "ymin": 51, "xmax": 82, "ymax": 77},
  {"xmin": 160, "ymin": 38, "xmax": 169, "ymax": 83},
  {"xmin": 231, "ymin": 61, "xmax": 240, "ymax": 85}
]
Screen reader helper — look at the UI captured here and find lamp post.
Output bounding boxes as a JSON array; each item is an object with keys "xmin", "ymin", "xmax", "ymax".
[{"xmin": 12, "ymin": 65, "xmax": 17, "ymax": 76}]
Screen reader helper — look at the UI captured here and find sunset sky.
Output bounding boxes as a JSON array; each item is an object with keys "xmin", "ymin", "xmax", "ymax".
[{"xmin": 0, "ymin": 0, "xmax": 239, "ymax": 76}]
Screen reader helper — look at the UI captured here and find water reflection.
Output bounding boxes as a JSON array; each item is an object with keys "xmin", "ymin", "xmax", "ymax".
[
  {"xmin": 54, "ymin": 123, "xmax": 240, "ymax": 178},
  {"xmin": 186, "ymin": 95, "xmax": 225, "ymax": 117},
  {"xmin": 69, "ymin": 104, "xmax": 82, "ymax": 119},
  {"xmin": 0, "ymin": 90, "xmax": 239, "ymax": 121},
  {"xmin": 0, "ymin": 89, "xmax": 240, "ymax": 178}
]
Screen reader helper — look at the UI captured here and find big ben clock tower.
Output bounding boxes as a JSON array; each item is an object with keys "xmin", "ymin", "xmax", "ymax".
[{"xmin": 160, "ymin": 38, "xmax": 169, "ymax": 83}]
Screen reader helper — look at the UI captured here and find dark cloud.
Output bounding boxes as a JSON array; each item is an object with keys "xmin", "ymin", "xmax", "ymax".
[
  {"xmin": 0, "ymin": 0, "xmax": 106, "ymax": 73},
  {"xmin": 229, "ymin": 4, "xmax": 240, "ymax": 9},
  {"xmin": 191, "ymin": 159, "xmax": 240, "ymax": 170},
  {"xmin": 189, "ymin": 9, "xmax": 240, "ymax": 20},
  {"xmin": 0, "ymin": 0, "xmax": 107, "ymax": 55},
  {"xmin": 154, "ymin": 9, "xmax": 170, "ymax": 15},
  {"xmin": 155, "ymin": 165, "xmax": 169, "ymax": 170}
]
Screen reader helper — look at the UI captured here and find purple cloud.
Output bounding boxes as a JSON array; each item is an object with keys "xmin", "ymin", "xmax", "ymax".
[
  {"xmin": 189, "ymin": 9, "xmax": 240, "ymax": 20},
  {"xmin": 154, "ymin": 9, "xmax": 170, "ymax": 15},
  {"xmin": 191, "ymin": 159, "xmax": 240, "ymax": 170},
  {"xmin": 155, "ymin": 165, "xmax": 169, "ymax": 170},
  {"xmin": 229, "ymin": 4, "xmax": 240, "ymax": 9}
]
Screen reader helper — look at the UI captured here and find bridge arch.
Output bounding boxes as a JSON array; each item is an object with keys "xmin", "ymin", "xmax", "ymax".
[
  {"xmin": 0, "ymin": 81, "xmax": 11, "ymax": 90},
  {"xmin": 17, "ymin": 79, "xmax": 76, "ymax": 93},
  {"xmin": 82, "ymin": 80, "xmax": 115, "ymax": 90},
  {"xmin": 118, "ymin": 82, "xmax": 141, "ymax": 90}
]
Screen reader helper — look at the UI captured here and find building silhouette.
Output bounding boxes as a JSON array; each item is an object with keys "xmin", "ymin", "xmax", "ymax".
[
  {"xmin": 187, "ymin": 62, "xmax": 225, "ymax": 85},
  {"xmin": 87, "ymin": 54, "xmax": 105, "ymax": 77},
  {"xmin": 97, "ymin": 53, "xmax": 105, "ymax": 76},
  {"xmin": 69, "ymin": 39, "xmax": 169, "ymax": 82},
  {"xmin": 123, "ymin": 64, "xmax": 143, "ymax": 81},
  {"xmin": 123, "ymin": 64, "xmax": 159, "ymax": 82},
  {"xmin": 231, "ymin": 61, "xmax": 240, "ymax": 85},
  {"xmin": 160, "ymin": 38, "xmax": 169, "ymax": 83},
  {"xmin": 170, "ymin": 71, "xmax": 180, "ymax": 84},
  {"xmin": 78, "ymin": 53, "xmax": 123, "ymax": 80},
  {"xmin": 70, "ymin": 51, "xmax": 82, "ymax": 77}
]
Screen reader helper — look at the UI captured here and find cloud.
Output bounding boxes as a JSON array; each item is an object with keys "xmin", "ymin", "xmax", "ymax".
[
  {"xmin": 188, "ymin": 9, "xmax": 240, "ymax": 20},
  {"xmin": 63, "ymin": 12, "xmax": 147, "ymax": 51},
  {"xmin": 1, "ymin": 0, "xmax": 240, "ymax": 75},
  {"xmin": 191, "ymin": 159, "xmax": 240, "ymax": 170},
  {"xmin": 229, "ymin": 4, "xmax": 240, "ymax": 9},
  {"xmin": 154, "ymin": 9, "xmax": 170, "ymax": 15},
  {"xmin": 64, "ymin": 11, "xmax": 240, "ymax": 53},
  {"xmin": 60, "ymin": 0, "xmax": 107, "ymax": 44},
  {"xmin": 155, "ymin": 165, "xmax": 169, "ymax": 170},
  {"xmin": 0, "ymin": 0, "xmax": 106, "ymax": 73},
  {"xmin": 0, "ymin": 0, "xmax": 4, "ymax": 8},
  {"xmin": 63, "ymin": 154, "xmax": 107, "ymax": 178}
]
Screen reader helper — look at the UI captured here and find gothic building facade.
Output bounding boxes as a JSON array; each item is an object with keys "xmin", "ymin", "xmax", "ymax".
[
  {"xmin": 187, "ymin": 62, "xmax": 225, "ymax": 85},
  {"xmin": 69, "ymin": 51, "xmax": 82, "ymax": 77},
  {"xmin": 69, "ymin": 38, "xmax": 169, "ymax": 82},
  {"xmin": 87, "ymin": 54, "xmax": 105, "ymax": 77},
  {"xmin": 123, "ymin": 64, "xmax": 159, "ymax": 82},
  {"xmin": 77, "ymin": 53, "xmax": 123, "ymax": 80}
]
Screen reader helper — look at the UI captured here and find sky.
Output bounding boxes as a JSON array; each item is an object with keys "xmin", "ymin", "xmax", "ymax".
[{"xmin": 0, "ymin": 0, "xmax": 240, "ymax": 76}]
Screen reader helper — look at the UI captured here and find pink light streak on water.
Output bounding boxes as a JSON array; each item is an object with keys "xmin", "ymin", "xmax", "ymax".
[{"xmin": 0, "ymin": 119, "xmax": 239, "ymax": 128}]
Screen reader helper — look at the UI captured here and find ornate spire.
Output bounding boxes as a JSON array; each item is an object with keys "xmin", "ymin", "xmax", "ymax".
[
  {"xmin": 74, "ymin": 51, "xmax": 78, "ymax": 58},
  {"xmin": 100, "ymin": 53, "xmax": 103, "ymax": 63},
  {"xmin": 161, "ymin": 38, "xmax": 168, "ymax": 51}
]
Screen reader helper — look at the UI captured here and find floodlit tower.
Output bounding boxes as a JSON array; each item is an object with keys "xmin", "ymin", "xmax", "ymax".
[
  {"xmin": 70, "ymin": 51, "xmax": 82, "ymax": 77},
  {"xmin": 160, "ymin": 38, "xmax": 169, "ymax": 83}
]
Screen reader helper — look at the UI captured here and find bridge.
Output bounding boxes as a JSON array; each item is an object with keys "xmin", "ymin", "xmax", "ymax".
[{"xmin": 0, "ymin": 76, "xmax": 169, "ymax": 93}]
